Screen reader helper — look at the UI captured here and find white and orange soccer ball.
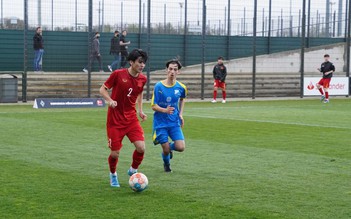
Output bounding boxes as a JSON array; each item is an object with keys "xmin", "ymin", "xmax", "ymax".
[{"xmin": 129, "ymin": 173, "xmax": 148, "ymax": 192}]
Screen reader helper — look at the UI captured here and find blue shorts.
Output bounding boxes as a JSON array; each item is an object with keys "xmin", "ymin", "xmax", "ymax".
[{"xmin": 153, "ymin": 126, "xmax": 184, "ymax": 145}]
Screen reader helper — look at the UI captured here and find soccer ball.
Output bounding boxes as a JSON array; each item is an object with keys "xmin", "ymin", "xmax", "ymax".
[{"xmin": 129, "ymin": 173, "xmax": 148, "ymax": 192}]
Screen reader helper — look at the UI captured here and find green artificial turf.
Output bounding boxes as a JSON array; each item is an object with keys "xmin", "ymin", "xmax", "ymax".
[{"xmin": 0, "ymin": 99, "xmax": 350, "ymax": 219}]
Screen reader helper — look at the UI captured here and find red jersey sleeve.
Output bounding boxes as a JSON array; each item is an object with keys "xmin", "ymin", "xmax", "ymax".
[{"xmin": 104, "ymin": 71, "xmax": 118, "ymax": 89}]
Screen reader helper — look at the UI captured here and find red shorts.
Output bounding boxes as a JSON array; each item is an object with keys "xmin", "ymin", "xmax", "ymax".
[
  {"xmin": 107, "ymin": 122, "xmax": 144, "ymax": 151},
  {"xmin": 214, "ymin": 80, "xmax": 226, "ymax": 89},
  {"xmin": 317, "ymin": 78, "xmax": 331, "ymax": 89}
]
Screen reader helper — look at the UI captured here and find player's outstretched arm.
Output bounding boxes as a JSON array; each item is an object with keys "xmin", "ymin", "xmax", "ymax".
[
  {"xmin": 179, "ymin": 98, "xmax": 185, "ymax": 127},
  {"xmin": 137, "ymin": 93, "xmax": 147, "ymax": 122},
  {"xmin": 99, "ymin": 85, "xmax": 117, "ymax": 108}
]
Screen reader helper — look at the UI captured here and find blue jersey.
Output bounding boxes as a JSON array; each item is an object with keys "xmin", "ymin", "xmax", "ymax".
[{"xmin": 151, "ymin": 80, "xmax": 187, "ymax": 129}]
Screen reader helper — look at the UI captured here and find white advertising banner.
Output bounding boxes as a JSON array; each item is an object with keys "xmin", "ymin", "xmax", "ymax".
[{"xmin": 304, "ymin": 77, "xmax": 349, "ymax": 96}]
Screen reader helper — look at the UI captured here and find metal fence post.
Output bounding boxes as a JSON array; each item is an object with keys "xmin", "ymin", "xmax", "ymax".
[
  {"xmin": 268, "ymin": 0, "xmax": 272, "ymax": 54},
  {"xmin": 183, "ymin": 0, "xmax": 187, "ymax": 66},
  {"xmin": 252, "ymin": 0, "xmax": 257, "ymax": 99},
  {"xmin": 300, "ymin": 0, "xmax": 306, "ymax": 98},
  {"xmin": 87, "ymin": 0, "xmax": 92, "ymax": 98},
  {"xmin": 201, "ymin": 0, "xmax": 206, "ymax": 100},
  {"xmin": 326, "ymin": 0, "xmax": 330, "ymax": 37},
  {"xmin": 22, "ymin": 0, "xmax": 28, "ymax": 102},
  {"xmin": 138, "ymin": 0, "xmax": 142, "ymax": 48},
  {"xmin": 307, "ymin": 0, "xmax": 311, "ymax": 48},
  {"xmin": 226, "ymin": 0, "xmax": 231, "ymax": 60},
  {"xmin": 345, "ymin": 0, "xmax": 348, "ymax": 40},
  {"xmin": 146, "ymin": 0, "xmax": 151, "ymax": 100},
  {"xmin": 346, "ymin": 0, "xmax": 351, "ymax": 96}
]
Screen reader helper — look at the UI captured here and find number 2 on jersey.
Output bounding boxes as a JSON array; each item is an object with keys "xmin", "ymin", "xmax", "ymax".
[{"xmin": 127, "ymin": 88, "xmax": 133, "ymax": 97}]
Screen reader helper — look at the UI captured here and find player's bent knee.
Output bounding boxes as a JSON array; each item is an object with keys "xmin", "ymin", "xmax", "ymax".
[
  {"xmin": 110, "ymin": 150, "xmax": 120, "ymax": 158},
  {"xmin": 134, "ymin": 141, "xmax": 146, "ymax": 153},
  {"xmin": 175, "ymin": 141, "xmax": 185, "ymax": 152}
]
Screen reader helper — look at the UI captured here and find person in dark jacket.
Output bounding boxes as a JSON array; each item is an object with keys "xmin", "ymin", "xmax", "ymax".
[
  {"xmin": 119, "ymin": 30, "xmax": 131, "ymax": 68},
  {"xmin": 211, "ymin": 56, "xmax": 227, "ymax": 103},
  {"xmin": 83, "ymin": 32, "xmax": 103, "ymax": 73},
  {"xmin": 316, "ymin": 54, "xmax": 335, "ymax": 103},
  {"xmin": 33, "ymin": 27, "xmax": 44, "ymax": 71},
  {"xmin": 107, "ymin": 31, "xmax": 121, "ymax": 72}
]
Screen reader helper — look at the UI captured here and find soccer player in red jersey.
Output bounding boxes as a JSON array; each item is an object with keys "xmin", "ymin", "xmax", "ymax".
[
  {"xmin": 99, "ymin": 49, "xmax": 148, "ymax": 187},
  {"xmin": 212, "ymin": 56, "xmax": 227, "ymax": 103},
  {"xmin": 317, "ymin": 54, "xmax": 335, "ymax": 103}
]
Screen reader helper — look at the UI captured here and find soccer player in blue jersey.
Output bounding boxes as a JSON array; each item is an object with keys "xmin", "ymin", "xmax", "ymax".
[{"xmin": 151, "ymin": 59, "xmax": 187, "ymax": 172}]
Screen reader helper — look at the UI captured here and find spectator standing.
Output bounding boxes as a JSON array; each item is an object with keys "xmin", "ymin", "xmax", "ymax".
[
  {"xmin": 211, "ymin": 56, "xmax": 227, "ymax": 103},
  {"xmin": 83, "ymin": 32, "xmax": 103, "ymax": 73},
  {"xmin": 33, "ymin": 27, "xmax": 44, "ymax": 72},
  {"xmin": 119, "ymin": 30, "xmax": 131, "ymax": 68},
  {"xmin": 107, "ymin": 31, "xmax": 121, "ymax": 72},
  {"xmin": 316, "ymin": 54, "xmax": 335, "ymax": 103}
]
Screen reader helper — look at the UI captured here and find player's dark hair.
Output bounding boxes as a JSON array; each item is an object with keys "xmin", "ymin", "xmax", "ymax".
[
  {"xmin": 36, "ymin": 26, "xmax": 41, "ymax": 31},
  {"xmin": 218, "ymin": 56, "xmax": 224, "ymax": 60},
  {"xmin": 166, "ymin": 59, "xmax": 182, "ymax": 70},
  {"xmin": 324, "ymin": 54, "xmax": 330, "ymax": 57},
  {"xmin": 127, "ymin": 49, "xmax": 148, "ymax": 63},
  {"xmin": 114, "ymin": 30, "xmax": 119, "ymax": 33}
]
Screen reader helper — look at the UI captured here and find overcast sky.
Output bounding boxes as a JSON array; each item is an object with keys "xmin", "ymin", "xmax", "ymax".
[{"xmin": 0, "ymin": 0, "xmax": 345, "ymax": 32}]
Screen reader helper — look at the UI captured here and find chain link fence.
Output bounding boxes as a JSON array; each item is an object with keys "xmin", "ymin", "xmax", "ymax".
[{"xmin": 0, "ymin": 0, "xmax": 350, "ymax": 101}]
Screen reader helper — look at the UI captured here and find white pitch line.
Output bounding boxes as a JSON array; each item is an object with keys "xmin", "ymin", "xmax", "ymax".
[{"xmin": 186, "ymin": 114, "xmax": 351, "ymax": 130}]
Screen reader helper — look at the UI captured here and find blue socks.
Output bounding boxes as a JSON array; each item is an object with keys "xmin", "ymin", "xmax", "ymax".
[
  {"xmin": 162, "ymin": 153, "xmax": 170, "ymax": 165},
  {"xmin": 162, "ymin": 142, "xmax": 175, "ymax": 165},
  {"xmin": 170, "ymin": 142, "xmax": 176, "ymax": 151}
]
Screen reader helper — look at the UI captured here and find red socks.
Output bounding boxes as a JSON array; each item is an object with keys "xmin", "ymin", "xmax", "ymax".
[
  {"xmin": 214, "ymin": 90, "xmax": 226, "ymax": 100},
  {"xmin": 108, "ymin": 155, "xmax": 118, "ymax": 173},
  {"xmin": 131, "ymin": 150, "xmax": 144, "ymax": 169},
  {"xmin": 222, "ymin": 91, "xmax": 226, "ymax": 100},
  {"xmin": 325, "ymin": 92, "xmax": 329, "ymax": 99},
  {"xmin": 109, "ymin": 150, "xmax": 144, "ymax": 173},
  {"xmin": 318, "ymin": 88, "xmax": 324, "ymax": 95}
]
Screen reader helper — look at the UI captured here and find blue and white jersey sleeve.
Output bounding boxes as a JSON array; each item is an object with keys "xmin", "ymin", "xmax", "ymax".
[
  {"xmin": 178, "ymin": 81, "xmax": 188, "ymax": 99},
  {"xmin": 151, "ymin": 82, "xmax": 161, "ymax": 107}
]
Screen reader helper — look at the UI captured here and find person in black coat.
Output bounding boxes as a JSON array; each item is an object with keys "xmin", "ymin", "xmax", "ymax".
[
  {"xmin": 211, "ymin": 56, "xmax": 227, "ymax": 103},
  {"xmin": 83, "ymin": 32, "xmax": 103, "ymax": 73},
  {"xmin": 33, "ymin": 27, "xmax": 44, "ymax": 71},
  {"xmin": 107, "ymin": 31, "xmax": 121, "ymax": 72}
]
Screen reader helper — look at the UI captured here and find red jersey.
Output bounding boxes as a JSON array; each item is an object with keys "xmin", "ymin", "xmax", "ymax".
[{"xmin": 104, "ymin": 69, "xmax": 147, "ymax": 128}]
